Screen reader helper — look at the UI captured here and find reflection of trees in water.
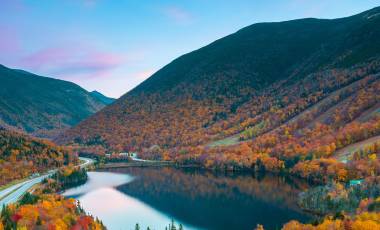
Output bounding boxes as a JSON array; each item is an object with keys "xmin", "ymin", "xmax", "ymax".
[
  {"xmin": 106, "ymin": 167, "xmax": 311, "ymax": 230},
  {"xmin": 110, "ymin": 167, "xmax": 309, "ymax": 210}
]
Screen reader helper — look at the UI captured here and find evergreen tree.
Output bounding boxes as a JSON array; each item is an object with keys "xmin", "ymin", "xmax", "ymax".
[
  {"xmin": 170, "ymin": 219, "xmax": 177, "ymax": 230},
  {"xmin": 1, "ymin": 205, "xmax": 14, "ymax": 230},
  {"xmin": 36, "ymin": 216, "xmax": 42, "ymax": 225}
]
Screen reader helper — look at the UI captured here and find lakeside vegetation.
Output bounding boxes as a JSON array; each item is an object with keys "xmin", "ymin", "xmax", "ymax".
[
  {"xmin": 41, "ymin": 166, "xmax": 88, "ymax": 193},
  {"xmin": 282, "ymin": 212, "xmax": 380, "ymax": 230},
  {"xmin": 135, "ymin": 220, "xmax": 184, "ymax": 230},
  {"xmin": 0, "ymin": 193, "xmax": 105, "ymax": 230},
  {"xmin": 0, "ymin": 166, "xmax": 105, "ymax": 230},
  {"xmin": 299, "ymin": 177, "xmax": 380, "ymax": 216}
]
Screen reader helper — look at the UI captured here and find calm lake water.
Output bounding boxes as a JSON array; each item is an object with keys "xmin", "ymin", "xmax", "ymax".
[{"xmin": 63, "ymin": 167, "xmax": 312, "ymax": 230}]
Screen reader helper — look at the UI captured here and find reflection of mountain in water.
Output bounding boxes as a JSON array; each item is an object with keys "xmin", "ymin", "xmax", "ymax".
[{"xmin": 107, "ymin": 167, "xmax": 312, "ymax": 230}]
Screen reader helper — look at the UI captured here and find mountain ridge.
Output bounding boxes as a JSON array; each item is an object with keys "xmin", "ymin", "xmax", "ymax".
[
  {"xmin": 58, "ymin": 7, "xmax": 380, "ymax": 172},
  {"xmin": 0, "ymin": 64, "xmax": 110, "ymax": 138},
  {"xmin": 126, "ymin": 6, "xmax": 380, "ymax": 97}
]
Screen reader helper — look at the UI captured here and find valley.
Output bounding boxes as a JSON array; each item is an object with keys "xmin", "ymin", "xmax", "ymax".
[
  {"xmin": 0, "ymin": 65, "xmax": 114, "ymax": 139},
  {"xmin": 1, "ymin": 4, "xmax": 380, "ymax": 230}
]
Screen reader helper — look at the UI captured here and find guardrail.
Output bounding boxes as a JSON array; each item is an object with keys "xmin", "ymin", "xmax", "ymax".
[{"xmin": 98, "ymin": 161, "xmax": 174, "ymax": 169}]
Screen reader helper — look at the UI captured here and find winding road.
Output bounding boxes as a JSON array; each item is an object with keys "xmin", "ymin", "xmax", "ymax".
[{"xmin": 0, "ymin": 157, "xmax": 94, "ymax": 210}]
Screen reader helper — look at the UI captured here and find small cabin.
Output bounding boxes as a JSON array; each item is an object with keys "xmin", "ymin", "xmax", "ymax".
[
  {"xmin": 349, "ymin": 179, "xmax": 363, "ymax": 186},
  {"xmin": 118, "ymin": 152, "xmax": 138, "ymax": 158}
]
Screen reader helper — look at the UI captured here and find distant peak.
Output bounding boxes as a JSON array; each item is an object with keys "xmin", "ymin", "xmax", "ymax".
[
  {"xmin": 91, "ymin": 90, "xmax": 111, "ymax": 97},
  {"xmin": 90, "ymin": 90, "xmax": 115, "ymax": 105}
]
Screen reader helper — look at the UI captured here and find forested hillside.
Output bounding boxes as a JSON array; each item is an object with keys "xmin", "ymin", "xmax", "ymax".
[
  {"xmin": 0, "ymin": 128, "xmax": 76, "ymax": 186},
  {"xmin": 58, "ymin": 7, "xmax": 380, "ymax": 180},
  {"xmin": 0, "ymin": 65, "xmax": 111, "ymax": 138}
]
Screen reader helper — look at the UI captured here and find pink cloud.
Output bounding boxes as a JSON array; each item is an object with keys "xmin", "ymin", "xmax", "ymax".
[
  {"xmin": 21, "ymin": 44, "xmax": 125, "ymax": 79},
  {"xmin": 162, "ymin": 6, "xmax": 193, "ymax": 24},
  {"xmin": 135, "ymin": 69, "xmax": 155, "ymax": 80}
]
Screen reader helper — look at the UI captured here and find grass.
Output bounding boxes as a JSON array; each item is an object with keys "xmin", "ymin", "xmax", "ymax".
[
  {"xmin": 334, "ymin": 135, "xmax": 380, "ymax": 163},
  {"xmin": 207, "ymin": 135, "xmax": 241, "ymax": 148}
]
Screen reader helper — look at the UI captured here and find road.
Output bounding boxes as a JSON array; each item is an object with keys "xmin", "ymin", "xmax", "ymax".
[
  {"xmin": 0, "ymin": 157, "xmax": 94, "ymax": 210},
  {"xmin": 130, "ymin": 156, "xmax": 155, "ymax": 162},
  {"xmin": 79, "ymin": 157, "xmax": 95, "ymax": 168},
  {"xmin": 130, "ymin": 156, "xmax": 171, "ymax": 163}
]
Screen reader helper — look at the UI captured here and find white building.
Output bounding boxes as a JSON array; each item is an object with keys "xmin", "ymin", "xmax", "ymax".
[
  {"xmin": 129, "ymin": 152, "xmax": 138, "ymax": 158},
  {"xmin": 118, "ymin": 152, "xmax": 138, "ymax": 158}
]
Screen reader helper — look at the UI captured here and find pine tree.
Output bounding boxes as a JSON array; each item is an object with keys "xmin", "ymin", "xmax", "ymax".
[
  {"xmin": 36, "ymin": 216, "xmax": 42, "ymax": 225},
  {"xmin": 170, "ymin": 219, "xmax": 177, "ymax": 230}
]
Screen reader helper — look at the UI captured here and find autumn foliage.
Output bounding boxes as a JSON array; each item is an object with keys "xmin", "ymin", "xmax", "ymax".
[
  {"xmin": 282, "ymin": 213, "xmax": 380, "ymax": 230},
  {"xmin": 53, "ymin": 10, "xmax": 380, "ymax": 229},
  {"xmin": 58, "ymin": 61, "xmax": 380, "ymax": 178},
  {"xmin": 0, "ymin": 128, "xmax": 77, "ymax": 186},
  {"xmin": 0, "ymin": 194, "xmax": 104, "ymax": 230}
]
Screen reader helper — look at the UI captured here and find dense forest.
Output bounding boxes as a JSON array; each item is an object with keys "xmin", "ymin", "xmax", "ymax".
[
  {"xmin": 53, "ymin": 7, "xmax": 380, "ymax": 229},
  {"xmin": 57, "ymin": 7, "xmax": 380, "ymax": 178},
  {"xmin": 41, "ymin": 166, "xmax": 88, "ymax": 193},
  {"xmin": 0, "ymin": 128, "xmax": 77, "ymax": 186}
]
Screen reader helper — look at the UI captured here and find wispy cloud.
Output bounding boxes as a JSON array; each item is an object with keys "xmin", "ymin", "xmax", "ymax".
[
  {"xmin": 162, "ymin": 6, "xmax": 193, "ymax": 24},
  {"xmin": 21, "ymin": 44, "xmax": 125, "ymax": 79}
]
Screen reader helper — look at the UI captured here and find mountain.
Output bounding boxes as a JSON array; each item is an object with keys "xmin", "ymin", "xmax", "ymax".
[
  {"xmin": 90, "ymin": 90, "xmax": 115, "ymax": 105},
  {"xmin": 0, "ymin": 65, "xmax": 109, "ymax": 138},
  {"xmin": 58, "ymin": 7, "xmax": 380, "ymax": 171}
]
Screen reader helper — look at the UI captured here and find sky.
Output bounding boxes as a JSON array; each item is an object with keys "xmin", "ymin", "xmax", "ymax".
[{"xmin": 1, "ymin": 0, "xmax": 379, "ymax": 98}]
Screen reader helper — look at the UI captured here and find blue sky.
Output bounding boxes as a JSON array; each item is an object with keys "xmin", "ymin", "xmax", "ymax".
[{"xmin": 1, "ymin": 0, "xmax": 379, "ymax": 98}]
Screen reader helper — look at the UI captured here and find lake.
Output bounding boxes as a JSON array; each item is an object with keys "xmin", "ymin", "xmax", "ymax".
[{"xmin": 63, "ymin": 167, "xmax": 312, "ymax": 230}]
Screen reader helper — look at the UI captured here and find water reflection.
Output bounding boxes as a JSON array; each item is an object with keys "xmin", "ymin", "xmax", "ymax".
[
  {"xmin": 63, "ymin": 172, "xmax": 134, "ymax": 198},
  {"xmin": 65, "ymin": 168, "xmax": 312, "ymax": 230},
  {"xmin": 64, "ymin": 171, "xmax": 197, "ymax": 230},
  {"xmin": 75, "ymin": 187, "xmax": 197, "ymax": 230}
]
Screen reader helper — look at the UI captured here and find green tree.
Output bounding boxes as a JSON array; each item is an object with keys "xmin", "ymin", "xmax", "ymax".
[{"xmin": 19, "ymin": 192, "xmax": 39, "ymax": 205}]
